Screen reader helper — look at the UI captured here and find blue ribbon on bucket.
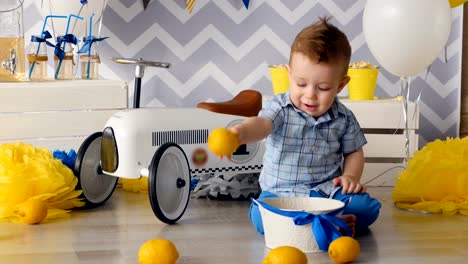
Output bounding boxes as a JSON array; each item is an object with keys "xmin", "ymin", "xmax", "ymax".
[{"xmin": 253, "ymin": 198, "xmax": 351, "ymax": 251}]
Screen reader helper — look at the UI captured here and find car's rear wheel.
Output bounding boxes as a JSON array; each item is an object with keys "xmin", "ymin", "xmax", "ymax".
[{"xmin": 74, "ymin": 132, "xmax": 119, "ymax": 208}]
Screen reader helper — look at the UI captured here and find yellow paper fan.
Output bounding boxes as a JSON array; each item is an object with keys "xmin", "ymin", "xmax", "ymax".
[
  {"xmin": 392, "ymin": 137, "xmax": 468, "ymax": 215},
  {"xmin": 0, "ymin": 142, "xmax": 84, "ymax": 223}
]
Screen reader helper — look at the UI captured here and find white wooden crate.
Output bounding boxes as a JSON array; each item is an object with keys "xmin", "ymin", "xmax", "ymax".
[
  {"xmin": 341, "ymin": 99, "xmax": 419, "ymax": 187},
  {"xmin": 0, "ymin": 80, "xmax": 128, "ymax": 151}
]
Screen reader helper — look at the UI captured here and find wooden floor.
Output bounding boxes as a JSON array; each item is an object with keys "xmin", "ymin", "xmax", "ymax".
[{"xmin": 1, "ymin": 187, "xmax": 468, "ymax": 264}]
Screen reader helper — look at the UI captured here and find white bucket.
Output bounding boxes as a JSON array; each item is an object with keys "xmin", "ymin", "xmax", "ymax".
[{"xmin": 254, "ymin": 197, "xmax": 345, "ymax": 253}]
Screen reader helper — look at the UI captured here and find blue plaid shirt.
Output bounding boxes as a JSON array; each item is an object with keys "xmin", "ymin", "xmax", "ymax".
[{"xmin": 259, "ymin": 92, "xmax": 367, "ymax": 197}]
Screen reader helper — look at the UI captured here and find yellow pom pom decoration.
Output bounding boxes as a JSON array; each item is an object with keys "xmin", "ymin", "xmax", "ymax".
[
  {"xmin": 392, "ymin": 137, "xmax": 468, "ymax": 215},
  {"xmin": 120, "ymin": 177, "xmax": 148, "ymax": 193},
  {"xmin": 449, "ymin": 0, "xmax": 468, "ymax": 8},
  {"xmin": 0, "ymin": 142, "xmax": 85, "ymax": 223}
]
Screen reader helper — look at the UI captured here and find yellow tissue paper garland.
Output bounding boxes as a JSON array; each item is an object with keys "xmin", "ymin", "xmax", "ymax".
[
  {"xmin": 0, "ymin": 142, "xmax": 85, "ymax": 223},
  {"xmin": 392, "ymin": 137, "xmax": 468, "ymax": 215}
]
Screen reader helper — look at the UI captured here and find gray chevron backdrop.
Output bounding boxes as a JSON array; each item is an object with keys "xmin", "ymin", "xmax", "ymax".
[{"xmin": 23, "ymin": 0, "xmax": 462, "ymax": 148}]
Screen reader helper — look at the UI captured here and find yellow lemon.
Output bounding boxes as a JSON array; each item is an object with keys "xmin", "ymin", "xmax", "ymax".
[
  {"xmin": 207, "ymin": 128, "xmax": 239, "ymax": 156},
  {"xmin": 263, "ymin": 246, "xmax": 307, "ymax": 264},
  {"xmin": 138, "ymin": 238, "xmax": 179, "ymax": 264},
  {"xmin": 328, "ymin": 236, "xmax": 360, "ymax": 263},
  {"xmin": 15, "ymin": 199, "xmax": 48, "ymax": 225}
]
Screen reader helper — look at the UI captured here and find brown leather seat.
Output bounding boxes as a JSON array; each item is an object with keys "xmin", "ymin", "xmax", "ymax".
[{"xmin": 196, "ymin": 90, "xmax": 262, "ymax": 117}]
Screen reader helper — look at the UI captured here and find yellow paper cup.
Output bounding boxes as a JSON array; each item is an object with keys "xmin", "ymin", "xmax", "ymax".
[
  {"xmin": 269, "ymin": 65, "xmax": 290, "ymax": 95},
  {"xmin": 347, "ymin": 68, "xmax": 379, "ymax": 100}
]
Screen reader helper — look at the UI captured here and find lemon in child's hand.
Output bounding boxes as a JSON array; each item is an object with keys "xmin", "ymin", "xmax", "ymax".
[
  {"xmin": 138, "ymin": 238, "xmax": 179, "ymax": 264},
  {"xmin": 328, "ymin": 236, "xmax": 360, "ymax": 263},
  {"xmin": 15, "ymin": 199, "xmax": 48, "ymax": 225},
  {"xmin": 263, "ymin": 246, "xmax": 307, "ymax": 264},
  {"xmin": 208, "ymin": 128, "xmax": 239, "ymax": 156}
]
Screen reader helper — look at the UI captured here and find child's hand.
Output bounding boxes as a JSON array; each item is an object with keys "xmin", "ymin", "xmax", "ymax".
[
  {"xmin": 332, "ymin": 175, "xmax": 366, "ymax": 194},
  {"xmin": 227, "ymin": 125, "xmax": 244, "ymax": 145}
]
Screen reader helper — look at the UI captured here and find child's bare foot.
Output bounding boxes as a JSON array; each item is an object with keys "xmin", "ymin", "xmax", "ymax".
[{"xmin": 340, "ymin": 214, "xmax": 356, "ymax": 237}]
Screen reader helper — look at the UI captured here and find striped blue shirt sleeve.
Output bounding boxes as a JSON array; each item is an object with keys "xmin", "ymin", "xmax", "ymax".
[{"xmin": 259, "ymin": 97, "xmax": 285, "ymax": 132}]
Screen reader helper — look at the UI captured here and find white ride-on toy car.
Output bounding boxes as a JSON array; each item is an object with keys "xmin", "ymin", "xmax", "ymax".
[{"xmin": 73, "ymin": 58, "xmax": 265, "ymax": 224}]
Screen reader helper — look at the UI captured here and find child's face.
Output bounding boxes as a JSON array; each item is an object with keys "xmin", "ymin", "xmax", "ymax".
[{"xmin": 287, "ymin": 52, "xmax": 349, "ymax": 118}]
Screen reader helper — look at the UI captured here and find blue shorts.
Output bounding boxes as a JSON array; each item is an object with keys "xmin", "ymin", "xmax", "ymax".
[{"xmin": 248, "ymin": 188, "xmax": 381, "ymax": 234}]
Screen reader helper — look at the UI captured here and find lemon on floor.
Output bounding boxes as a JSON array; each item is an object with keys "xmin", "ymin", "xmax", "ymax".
[
  {"xmin": 263, "ymin": 246, "xmax": 307, "ymax": 264},
  {"xmin": 138, "ymin": 238, "xmax": 179, "ymax": 264},
  {"xmin": 15, "ymin": 199, "xmax": 48, "ymax": 225},
  {"xmin": 328, "ymin": 236, "xmax": 360, "ymax": 263}
]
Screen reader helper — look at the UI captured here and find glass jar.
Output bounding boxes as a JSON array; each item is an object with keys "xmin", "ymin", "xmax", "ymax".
[
  {"xmin": 79, "ymin": 36, "xmax": 101, "ymax": 80},
  {"xmin": 28, "ymin": 36, "xmax": 49, "ymax": 81},
  {"xmin": 54, "ymin": 42, "xmax": 74, "ymax": 80},
  {"xmin": 80, "ymin": 53, "xmax": 100, "ymax": 80},
  {"xmin": 0, "ymin": 0, "xmax": 25, "ymax": 82}
]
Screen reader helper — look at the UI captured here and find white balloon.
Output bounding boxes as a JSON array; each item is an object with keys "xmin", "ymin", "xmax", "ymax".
[
  {"xmin": 40, "ymin": 0, "xmax": 109, "ymax": 37},
  {"xmin": 363, "ymin": 0, "xmax": 451, "ymax": 77}
]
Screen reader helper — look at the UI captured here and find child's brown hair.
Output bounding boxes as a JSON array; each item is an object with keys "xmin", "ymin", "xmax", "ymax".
[{"xmin": 290, "ymin": 17, "xmax": 351, "ymax": 76}]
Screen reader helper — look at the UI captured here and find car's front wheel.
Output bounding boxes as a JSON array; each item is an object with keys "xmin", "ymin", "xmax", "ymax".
[{"xmin": 148, "ymin": 142, "xmax": 191, "ymax": 224}]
